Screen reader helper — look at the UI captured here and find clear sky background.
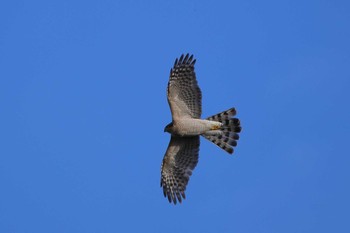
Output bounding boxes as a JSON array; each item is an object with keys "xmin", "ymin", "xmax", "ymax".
[{"xmin": 1, "ymin": 0, "xmax": 349, "ymax": 232}]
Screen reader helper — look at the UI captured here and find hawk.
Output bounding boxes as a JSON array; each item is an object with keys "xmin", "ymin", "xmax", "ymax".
[{"xmin": 160, "ymin": 54, "xmax": 242, "ymax": 204}]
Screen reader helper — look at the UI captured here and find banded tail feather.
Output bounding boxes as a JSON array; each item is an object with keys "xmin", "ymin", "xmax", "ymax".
[{"xmin": 202, "ymin": 108, "xmax": 241, "ymax": 154}]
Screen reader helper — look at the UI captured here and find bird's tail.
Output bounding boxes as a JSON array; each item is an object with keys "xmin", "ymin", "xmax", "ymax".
[{"xmin": 202, "ymin": 108, "xmax": 241, "ymax": 154}]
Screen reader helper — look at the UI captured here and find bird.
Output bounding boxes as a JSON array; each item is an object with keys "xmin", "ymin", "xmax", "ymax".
[{"xmin": 160, "ymin": 54, "xmax": 242, "ymax": 204}]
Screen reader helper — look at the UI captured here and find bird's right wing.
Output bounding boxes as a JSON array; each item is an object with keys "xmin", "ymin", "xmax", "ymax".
[{"xmin": 160, "ymin": 136, "xmax": 200, "ymax": 204}]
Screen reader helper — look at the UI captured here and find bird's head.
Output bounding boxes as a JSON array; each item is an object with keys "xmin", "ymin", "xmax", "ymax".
[{"xmin": 164, "ymin": 122, "xmax": 173, "ymax": 133}]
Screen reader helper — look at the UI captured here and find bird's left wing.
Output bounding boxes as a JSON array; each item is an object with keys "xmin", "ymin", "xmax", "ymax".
[
  {"xmin": 167, "ymin": 54, "xmax": 202, "ymax": 120},
  {"xmin": 160, "ymin": 136, "xmax": 200, "ymax": 204}
]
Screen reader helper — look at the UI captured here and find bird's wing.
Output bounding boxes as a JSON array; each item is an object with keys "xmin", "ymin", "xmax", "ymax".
[
  {"xmin": 167, "ymin": 54, "xmax": 202, "ymax": 120},
  {"xmin": 160, "ymin": 136, "xmax": 200, "ymax": 204}
]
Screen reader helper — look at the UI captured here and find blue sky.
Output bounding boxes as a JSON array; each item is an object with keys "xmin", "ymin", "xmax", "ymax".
[{"xmin": 1, "ymin": 0, "xmax": 350, "ymax": 232}]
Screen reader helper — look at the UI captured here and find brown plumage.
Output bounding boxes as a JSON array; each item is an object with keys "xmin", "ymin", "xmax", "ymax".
[{"xmin": 161, "ymin": 54, "xmax": 242, "ymax": 204}]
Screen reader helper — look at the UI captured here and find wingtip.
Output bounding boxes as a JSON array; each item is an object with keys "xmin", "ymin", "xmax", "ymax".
[
  {"xmin": 173, "ymin": 53, "xmax": 196, "ymax": 67},
  {"xmin": 227, "ymin": 147, "xmax": 234, "ymax": 154},
  {"xmin": 174, "ymin": 58, "xmax": 178, "ymax": 67},
  {"xmin": 188, "ymin": 54, "xmax": 193, "ymax": 63},
  {"xmin": 192, "ymin": 59, "xmax": 196, "ymax": 65},
  {"xmin": 162, "ymin": 185, "xmax": 186, "ymax": 205},
  {"xmin": 178, "ymin": 54, "xmax": 184, "ymax": 64},
  {"xmin": 184, "ymin": 53, "xmax": 189, "ymax": 63}
]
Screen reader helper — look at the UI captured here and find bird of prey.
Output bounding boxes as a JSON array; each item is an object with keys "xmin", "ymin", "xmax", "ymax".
[{"xmin": 160, "ymin": 54, "xmax": 242, "ymax": 204}]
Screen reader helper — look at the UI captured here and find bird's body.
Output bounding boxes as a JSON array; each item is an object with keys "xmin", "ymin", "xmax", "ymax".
[
  {"xmin": 165, "ymin": 119, "xmax": 222, "ymax": 137},
  {"xmin": 160, "ymin": 54, "xmax": 242, "ymax": 204}
]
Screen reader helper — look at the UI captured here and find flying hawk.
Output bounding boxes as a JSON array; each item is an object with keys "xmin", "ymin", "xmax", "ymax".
[{"xmin": 160, "ymin": 54, "xmax": 242, "ymax": 204}]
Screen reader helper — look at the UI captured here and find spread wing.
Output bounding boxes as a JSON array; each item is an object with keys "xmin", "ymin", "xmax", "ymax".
[
  {"xmin": 160, "ymin": 136, "xmax": 200, "ymax": 204},
  {"xmin": 167, "ymin": 54, "xmax": 202, "ymax": 120}
]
